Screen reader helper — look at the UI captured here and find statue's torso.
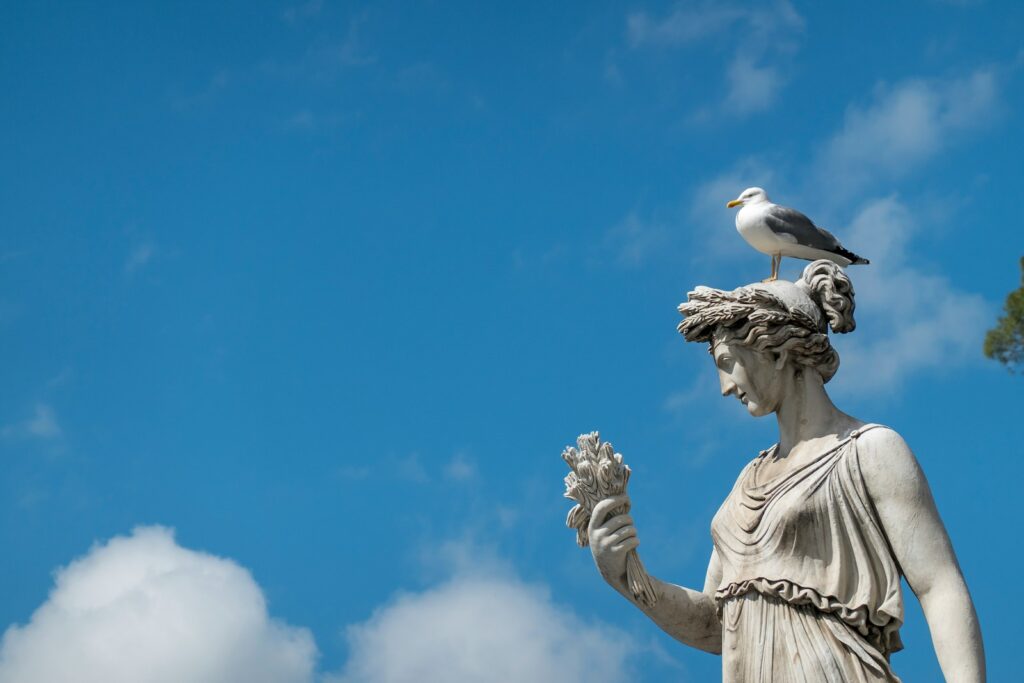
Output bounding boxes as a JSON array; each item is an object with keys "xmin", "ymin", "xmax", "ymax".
[{"xmin": 711, "ymin": 425, "xmax": 904, "ymax": 682}]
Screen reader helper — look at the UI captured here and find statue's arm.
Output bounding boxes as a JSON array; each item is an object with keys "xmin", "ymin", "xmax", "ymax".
[
  {"xmin": 859, "ymin": 429, "xmax": 986, "ymax": 683},
  {"xmin": 641, "ymin": 550, "xmax": 723, "ymax": 654},
  {"xmin": 588, "ymin": 497, "xmax": 723, "ymax": 654}
]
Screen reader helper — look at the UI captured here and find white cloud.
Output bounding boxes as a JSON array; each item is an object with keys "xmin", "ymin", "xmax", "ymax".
[
  {"xmin": 663, "ymin": 374, "xmax": 715, "ymax": 416},
  {"xmin": 604, "ymin": 60, "xmax": 624, "ymax": 86},
  {"xmin": 723, "ymin": 55, "xmax": 783, "ymax": 114},
  {"xmin": 282, "ymin": 0, "xmax": 323, "ymax": 24},
  {"xmin": 443, "ymin": 452, "xmax": 477, "ymax": 482},
  {"xmin": 396, "ymin": 452, "xmax": 430, "ymax": 483},
  {"xmin": 829, "ymin": 196, "xmax": 990, "ymax": 392},
  {"xmin": 626, "ymin": 1, "xmax": 801, "ymax": 49},
  {"xmin": 287, "ymin": 110, "xmax": 316, "ymax": 129},
  {"xmin": 495, "ymin": 504, "xmax": 521, "ymax": 528},
  {"xmin": 603, "ymin": 159, "xmax": 779, "ymax": 270},
  {"xmin": 394, "ymin": 62, "xmax": 450, "ymax": 95},
  {"xmin": 627, "ymin": 1, "xmax": 802, "ymax": 116},
  {"xmin": 169, "ymin": 69, "xmax": 231, "ymax": 111},
  {"xmin": 327, "ymin": 17, "xmax": 377, "ymax": 68},
  {"xmin": 125, "ymin": 243, "xmax": 156, "ymax": 274},
  {"xmin": 602, "ymin": 210, "xmax": 672, "ymax": 268},
  {"xmin": 261, "ymin": 14, "xmax": 375, "ymax": 82},
  {"xmin": 334, "ymin": 464, "xmax": 371, "ymax": 481},
  {"xmin": 26, "ymin": 403, "xmax": 61, "ymax": 439},
  {"xmin": 2, "ymin": 403, "xmax": 62, "ymax": 440},
  {"xmin": 1, "ymin": 531, "xmax": 636, "ymax": 683},
  {"xmin": 818, "ymin": 69, "xmax": 998, "ymax": 195},
  {"xmin": 0, "ymin": 526, "xmax": 317, "ymax": 683},
  {"xmin": 327, "ymin": 567, "xmax": 636, "ymax": 683},
  {"xmin": 627, "ymin": 4, "xmax": 743, "ymax": 47},
  {"xmin": 662, "ymin": 371, "xmax": 761, "ymax": 468}
]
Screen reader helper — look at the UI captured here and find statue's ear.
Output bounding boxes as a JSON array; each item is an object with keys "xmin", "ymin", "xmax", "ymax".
[{"xmin": 773, "ymin": 349, "xmax": 789, "ymax": 370}]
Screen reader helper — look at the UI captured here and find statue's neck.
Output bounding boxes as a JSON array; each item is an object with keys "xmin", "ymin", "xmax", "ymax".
[{"xmin": 774, "ymin": 371, "xmax": 849, "ymax": 458}]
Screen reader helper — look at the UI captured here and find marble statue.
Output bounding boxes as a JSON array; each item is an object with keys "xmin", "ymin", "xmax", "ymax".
[{"xmin": 580, "ymin": 260, "xmax": 985, "ymax": 682}]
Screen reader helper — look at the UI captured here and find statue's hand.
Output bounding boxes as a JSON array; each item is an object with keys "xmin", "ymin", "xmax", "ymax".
[{"xmin": 589, "ymin": 494, "xmax": 640, "ymax": 595}]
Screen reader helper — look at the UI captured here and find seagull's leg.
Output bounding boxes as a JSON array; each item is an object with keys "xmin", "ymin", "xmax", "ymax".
[{"xmin": 763, "ymin": 254, "xmax": 779, "ymax": 283}]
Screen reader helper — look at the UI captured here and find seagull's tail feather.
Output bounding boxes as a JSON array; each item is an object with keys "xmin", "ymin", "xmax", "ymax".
[{"xmin": 833, "ymin": 245, "xmax": 869, "ymax": 266}]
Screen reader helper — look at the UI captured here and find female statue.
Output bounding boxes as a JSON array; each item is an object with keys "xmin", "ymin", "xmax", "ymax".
[{"xmin": 588, "ymin": 260, "xmax": 985, "ymax": 682}]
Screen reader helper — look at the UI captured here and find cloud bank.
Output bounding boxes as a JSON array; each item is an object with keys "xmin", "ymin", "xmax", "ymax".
[
  {"xmin": 818, "ymin": 68, "xmax": 998, "ymax": 195},
  {"xmin": 831, "ymin": 196, "xmax": 990, "ymax": 393},
  {"xmin": 2, "ymin": 403, "xmax": 62, "ymax": 441},
  {"xmin": 328, "ymin": 572, "xmax": 635, "ymax": 683},
  {"xmin": 0, "ymin": 527, "xmax": 317, "ymax": 683},
  {"xmin": 1, "ymin": 531, "xmax": 635, "ymax": 683},
  {"xmin": 627, "ymin": 1, "xmax": 804, "ymax": 115}
]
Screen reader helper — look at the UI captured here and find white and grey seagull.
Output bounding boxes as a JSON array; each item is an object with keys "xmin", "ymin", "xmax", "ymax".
[{"xmin": 726, "ymin": 187, "xmax": 869, "ymax": 282}]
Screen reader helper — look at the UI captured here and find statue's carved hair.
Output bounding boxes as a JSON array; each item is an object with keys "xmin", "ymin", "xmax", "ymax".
[{"xmin": 677, "ymin": 260, "xmax": 856, "ymax": 383}]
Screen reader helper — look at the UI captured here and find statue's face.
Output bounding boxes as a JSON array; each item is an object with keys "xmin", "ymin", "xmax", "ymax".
[{"xmin": 712, "ymin": 340, "xmax": 782, "ymax": 418}]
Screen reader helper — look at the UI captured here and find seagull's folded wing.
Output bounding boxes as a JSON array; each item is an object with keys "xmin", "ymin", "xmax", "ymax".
[{"xmin": 764, "ymin": 206, "xmax": 844, "ymax": 252}]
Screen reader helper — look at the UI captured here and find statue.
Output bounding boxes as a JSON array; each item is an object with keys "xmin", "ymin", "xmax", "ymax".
[{"xmin": 568, "ymin": 260, "xmax": 986, "ymax": 682}]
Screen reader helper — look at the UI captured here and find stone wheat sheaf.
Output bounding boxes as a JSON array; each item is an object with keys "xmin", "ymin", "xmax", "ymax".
[{"xmin": 562, "ymin": 432, "xmax": 658, "ymax": 608}]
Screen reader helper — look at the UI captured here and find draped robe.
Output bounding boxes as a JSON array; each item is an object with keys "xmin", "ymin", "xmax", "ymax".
[{"xmin": 711, "ymin": 425, "xmax": 904, "ymax": 682}]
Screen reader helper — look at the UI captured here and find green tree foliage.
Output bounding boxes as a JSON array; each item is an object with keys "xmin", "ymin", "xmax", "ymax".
[{"xmin": 984, "ymin": 257, "xmax": 1024, "ymax": 373}]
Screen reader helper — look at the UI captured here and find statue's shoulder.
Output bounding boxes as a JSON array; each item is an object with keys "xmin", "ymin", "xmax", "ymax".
[
  {"xmin": 852, "ymin": 424, "xmax": 910, "ymax": 457},
  {"xmin": 851, "ymin": 425, "xmax": 925, "ymax": 498}
]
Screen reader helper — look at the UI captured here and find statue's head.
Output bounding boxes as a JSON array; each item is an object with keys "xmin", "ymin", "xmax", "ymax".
[{"xmin": 677, "ymin": 260, "xmax": 856, "ymax": 416}]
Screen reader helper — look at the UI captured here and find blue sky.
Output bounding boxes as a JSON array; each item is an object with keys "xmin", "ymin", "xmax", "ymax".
[{"xmin": 1, "ymin": 1, "xmax": 1021, "ymax": 680}]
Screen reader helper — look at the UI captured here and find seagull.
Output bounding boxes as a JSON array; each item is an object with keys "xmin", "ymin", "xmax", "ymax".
[{"xmin": 726, "ymin": 187, "xmax": 869, "ymax": 282}]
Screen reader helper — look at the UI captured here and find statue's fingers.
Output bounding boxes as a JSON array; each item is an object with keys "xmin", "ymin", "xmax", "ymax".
[
  {"xmin": 603, "ymin": 514, "xmax": 634, "ymax": 533},
  {"xmin": 590, "ymin": 495, "xmax": 630, "ymax": 529},
  {"xmin": 610, "ymin": 537, "xmax": 640, "ymax": 553},
  {"xmin": 605, "ymin": 525, "xmax": 637, "ymax": 545}
]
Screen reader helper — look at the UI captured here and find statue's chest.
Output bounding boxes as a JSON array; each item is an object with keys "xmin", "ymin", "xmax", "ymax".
[{"xmin": 711, "ymin": 446, "xmax": 849, "ymax": 560}]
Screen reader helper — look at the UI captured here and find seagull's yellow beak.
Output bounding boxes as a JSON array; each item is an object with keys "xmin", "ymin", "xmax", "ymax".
[{"xmin": 726, "ymin": 199, "xmax": 743, "ymax": 208}]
